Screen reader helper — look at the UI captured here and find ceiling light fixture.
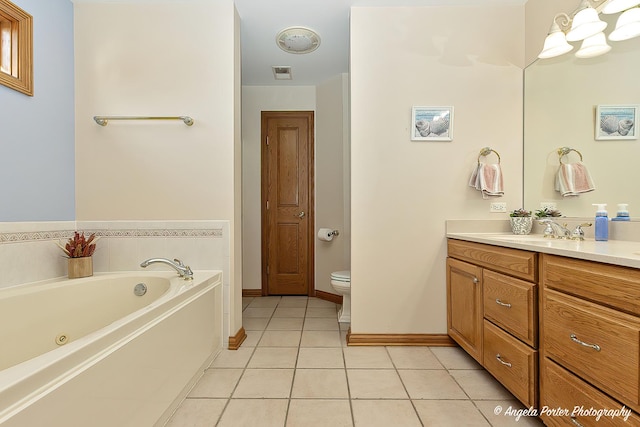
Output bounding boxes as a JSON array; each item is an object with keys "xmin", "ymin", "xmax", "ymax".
[
  {"xmin": 276, "ymin": 26, "xmax": 321, "ymax": 54},
  {"xmin": 538, "ymin": 0, "xmax": 640, "ymax": 59}
]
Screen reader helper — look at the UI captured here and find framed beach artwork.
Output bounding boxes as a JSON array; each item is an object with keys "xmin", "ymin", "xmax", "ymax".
[
  {"xmin": 411, "ymin": 106, "xmax": 453, "ymax": 141},
  {"xmin": 595, "ymin": 105, "xmax": 637, "ymax": 140}
]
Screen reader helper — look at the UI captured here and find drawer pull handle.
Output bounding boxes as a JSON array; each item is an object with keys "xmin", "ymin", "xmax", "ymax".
[
  {"xmin": 495, "ymin": 299, "xmax": 512, "ymax": 308},
  {"xmin": 473, "ymin": 277, "xmax": 479, "ymax": 284},
  {"xmin": 570, "ymin": 417, "xmax": 584, "ymax": 427},
  {"xmin": 495, "ymin": 354, "xmax": 512, "ymax": 367},
  {"xmin": 570, "ymin": 334, "xmax": 601, "ymax": 352}
]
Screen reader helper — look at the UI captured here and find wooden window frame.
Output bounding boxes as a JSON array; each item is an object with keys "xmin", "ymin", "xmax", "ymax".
[{"xmin": 0, "ymin": 0, "xmax": 32, "ymax": 96}]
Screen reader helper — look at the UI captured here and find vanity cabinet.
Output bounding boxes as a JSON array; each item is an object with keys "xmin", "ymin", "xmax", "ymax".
[
  {"xmin": 540, "ymin": 254, "xmax": 640, "ymax": 425},
  {"xmin": 447, "ymin": 239, "xmax": 539, "ymax": 407}
]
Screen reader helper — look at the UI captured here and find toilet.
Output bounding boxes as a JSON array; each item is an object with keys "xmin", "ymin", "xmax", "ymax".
[{"xmin": 330, "ymin": 270, "xmax": 351, "ymax": 323}]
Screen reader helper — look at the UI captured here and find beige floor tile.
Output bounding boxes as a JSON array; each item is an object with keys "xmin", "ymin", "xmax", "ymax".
[
  {"xmin": 242, "ymin": 297, "xmax": 253, "ymax": 310},
  {"xmin": 351, "ymin": 400, "xmax": 421, "ymax": 427},
  {"xmin": 267, "ymin": 317, "xmax": 304, "ymax": 331},
  {"xmin": 430, "ymin": 346, "xmax": 483, "ymax": 370},
  {"xmin": 243, "ymin": 317, "xmax": 270, "ymax": 331},
  {"xmin": 307, "ymin": 298, "xmax": 338, "ymax": 308},
  {"xmin": 188, "ymin": 369, "xmax": 243, "ymax": 398},
  {"xmin": 398, "ymin": 369, "xmax": 468, "ymax": 400},
  {"xmin": 413, "ymin": 399, "xmax": 491, "ymax": 426},
  {"xmin": 300, "ymin": 330, "xmax": 343, "ymax": 347},
  {"xmin": 210, "ymin": 347, "xmax": 254, "ymax": 368},
  {"xmin": 303, "ymin": 317, "xmax": 340, "ymax": 331},
  {"xmin": 450, "ymin": 369, "xmax": 513, "ymax": 400},
  {"xmin": 474, "ymin": 400, "xmax": 545, "ymax": 426},
  {"xmin": 286, "ymin": 399, "xmax": 353, "ymax": 427},
  {"xmin": 248, "ymin": 347, "xmax": 299, "ymax": 368},
  {"xmin": 273, "ymin": 307, "xmax": 307, "ymax": 318},
  {"xmin": 247, "ymin": 296, "xmax": 281, "ymax": 308},
  {"xmin": 340, "ymin": 330, "xmax": 348, "ymax": 347},
  {"xmin": 242, "ymin": 331, "xmax": 262, "ymax": 347},
  {"xmin": 297, "ymin": 347, "xmax": 345, "ymax": 368},
  {"xmin": 278, "ymin": 296, "xmax": 309, "ymax": 308},
  {"xmin": 343, "ymin": 346, "xmax": 394, "ymax": 369},
  {"xmin": 165, "ymin": 398, "xmax": 227, "ymax": 427},
  {"xmin": 233, "ymin": 369, "xmax": 294, "ymax": 398},
  {"xmin": 347, "ymin": 369, "xmax": 409, "ymax": 399},
  {"xmin": 217, "ymin": 399, "xmax": 288, "ymax": 427},
  {"xmin": 243, "ymin": 307, "xmax": 276, "ymax": 318},
  {"xmin": 387, "ymin": 347, "xmax": 444, "ymax": 369},
  {"xmin": 258, "ymin": 330, "xmax": 302, "ymax": 347},
  {"xmin": 306, "ymin": 307, "xmax": 338, "ymax": 318},
  {"xmin": 339, "ymin": 322, "xmax": 350, "ymax": 331},
  {"xmin": 291, "ymin": 368, "xmax": 349, "ymax": 398}
]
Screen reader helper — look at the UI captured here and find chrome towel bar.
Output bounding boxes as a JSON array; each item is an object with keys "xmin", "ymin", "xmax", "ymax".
[{"xmin": 93, "ymin": 116, "xmax": 194, "ymax": 126}]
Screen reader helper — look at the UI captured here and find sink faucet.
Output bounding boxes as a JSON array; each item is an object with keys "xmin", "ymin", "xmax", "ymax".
[
  {"xmin": 140, "ymin": 258, "xmax": 193, "ymax": 280},
  {"xmin": 538, "ymin": 219, "xmax": 592, "ymax": 240}
]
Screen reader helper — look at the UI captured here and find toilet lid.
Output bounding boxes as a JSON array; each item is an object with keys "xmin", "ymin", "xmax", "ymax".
[{"xmin": 331, "ymin": 270, "xmax": 350, "ymax": 281}]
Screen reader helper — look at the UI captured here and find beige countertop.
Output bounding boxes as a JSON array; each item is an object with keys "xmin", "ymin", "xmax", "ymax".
[{"xmin": 446, "ymin": 220, "xmax": 640, "ymax": 269}]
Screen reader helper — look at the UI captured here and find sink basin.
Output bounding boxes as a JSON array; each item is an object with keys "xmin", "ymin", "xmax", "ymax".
[{"xmin": 489, "ymin": 234, "xmax": 551, "ymax": 242}]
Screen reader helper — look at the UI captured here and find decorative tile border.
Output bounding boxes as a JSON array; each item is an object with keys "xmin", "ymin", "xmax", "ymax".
[{"xmin": 0, "ymin": 228, "xmax": 223, "ymax": 244}]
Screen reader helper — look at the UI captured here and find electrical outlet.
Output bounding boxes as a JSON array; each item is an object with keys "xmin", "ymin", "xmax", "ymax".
[
  {"xmin": 490, "ymin": 202, "xmax": 507, "ymax": 213},
  {"xmin": 540, "ymin": 202, "xmax": 557, "ymax": 210}
]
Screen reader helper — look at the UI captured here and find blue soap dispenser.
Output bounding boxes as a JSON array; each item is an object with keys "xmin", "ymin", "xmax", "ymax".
[{"xmin": 592, "ymin": 203, "xmax": 609, "ymax": 241}]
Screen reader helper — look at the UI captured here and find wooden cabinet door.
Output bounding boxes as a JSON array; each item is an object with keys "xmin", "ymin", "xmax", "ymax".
[{"xmin": 447, "ymin": 257, "xmax": 483, "ymax": 364}]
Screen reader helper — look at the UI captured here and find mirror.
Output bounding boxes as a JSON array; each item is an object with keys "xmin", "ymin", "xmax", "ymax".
[{"xmin": 524, "ymin": 14, "xmax": 640, "ymax": 219}]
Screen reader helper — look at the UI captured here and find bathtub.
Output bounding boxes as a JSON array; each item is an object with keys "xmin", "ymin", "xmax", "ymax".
[{"xmin": 0, "ymin": 270, "xmax": 223, "ymax": 427}]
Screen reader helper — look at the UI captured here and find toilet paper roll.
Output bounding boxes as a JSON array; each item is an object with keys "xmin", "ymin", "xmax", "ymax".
[{"xmin": 318, "ymin": 228, "xmax": 334, "ymax": 242}]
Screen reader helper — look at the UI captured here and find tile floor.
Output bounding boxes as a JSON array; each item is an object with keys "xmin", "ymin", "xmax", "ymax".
[{"xmin": 166, "ymin": 296, "xmax": 544, "ymax": 426}]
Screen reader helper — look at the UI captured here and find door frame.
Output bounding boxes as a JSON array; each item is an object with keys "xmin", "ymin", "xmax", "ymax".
[{"xmin": 260, "ymin": 111, "xmax": 315, "ymax": 296}]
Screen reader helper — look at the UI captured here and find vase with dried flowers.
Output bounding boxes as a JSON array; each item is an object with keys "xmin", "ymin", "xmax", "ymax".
[{"xmin": 57, "ymin": 231, "xmax": 99, "ymax": 278}]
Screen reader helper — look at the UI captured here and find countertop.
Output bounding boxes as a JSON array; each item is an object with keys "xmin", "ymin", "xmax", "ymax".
[{"xmin": 446, "ymin": 232, "xmax": 640, "ymax": 269}]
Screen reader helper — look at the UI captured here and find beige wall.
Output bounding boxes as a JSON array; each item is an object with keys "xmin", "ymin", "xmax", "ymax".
[
  {"xmin": 315, "ymin": 74, "xmax": 351, "ymax": 294},
  {"xmin": 241, "ymin": 86, "xmax": 316, "ymax": 290},
  {"xmin": 350, "ymin": 5, "xmax": 524, "ymax": 334}
]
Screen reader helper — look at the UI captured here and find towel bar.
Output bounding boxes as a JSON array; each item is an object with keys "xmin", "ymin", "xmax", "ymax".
[
  {"xmin": 557, "ymin": 146, "xmax": 583, "ymax": 164},
  {"xmin": 93, "ymin": 116, "xmax": 194, "ymax": 126},
  {"xmin": 478, "ymin": 147, "xmax": 501, "ymax": 164}
]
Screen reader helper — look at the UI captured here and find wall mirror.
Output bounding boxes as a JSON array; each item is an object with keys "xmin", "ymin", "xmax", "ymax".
[
  {"xmin": 524, "ymin": 13, "xmax": 640, "ymax": 219},
  {"xmin": 0, "ymin": 0, "xmax": 32, "ymax": 96}
]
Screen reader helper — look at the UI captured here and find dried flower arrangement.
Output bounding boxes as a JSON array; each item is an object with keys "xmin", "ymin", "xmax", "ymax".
[
  {"xmin": 509, "ymin": 208, "xmax": 531, "ymax": 218},
  {"xmin": 57, "ymin": 231, "xmax": 99, "ymax": 258}
]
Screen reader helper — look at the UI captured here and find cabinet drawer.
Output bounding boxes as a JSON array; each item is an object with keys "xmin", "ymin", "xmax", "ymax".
[
  {"xmin": 542, "ymin": 254, "xmax": 640, "ymax": 315},
  {"xmin": 483, "ymin": 320, "xmax": 537, "ymax": 408},
  {"xmin": 543, "ymin": 289, "xmax": 640, "ymax": 411},
  {"xmin": 483, "ymin": 269, "xmax": 537, "ymax": 347},
  {"xmin": 448, "ymin": 239, "xmax": 537, "ymax": 282},
  {"xmin": 541, "ymin": 358, "xmax": 640, "ymax": 427}
]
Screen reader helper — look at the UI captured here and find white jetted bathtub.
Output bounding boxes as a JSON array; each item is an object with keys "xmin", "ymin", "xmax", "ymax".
[{"xmin": 0, "ymin": 270, "xmax": 223, "ymax": 427}]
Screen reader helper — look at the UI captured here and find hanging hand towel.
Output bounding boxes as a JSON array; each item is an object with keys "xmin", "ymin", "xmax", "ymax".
[
  {"xmin": 469, "ymin": 163, "xmax": 504, "ymax": 199},
  {"xmin": 554, "ymin": 161, "xmax": 596, "ymax": 197}
]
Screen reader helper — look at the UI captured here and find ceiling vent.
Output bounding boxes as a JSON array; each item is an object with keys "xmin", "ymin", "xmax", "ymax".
[
  {"xmin": 276, "ymin": 27, "xmax": 321, "ymax": 54},
  {"xmin": 272, "ymin": 66, "xmax": 292, "ymax": 80}
]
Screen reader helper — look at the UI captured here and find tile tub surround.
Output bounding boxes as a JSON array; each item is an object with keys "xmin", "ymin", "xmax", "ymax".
[
  {"xmin": 166, "ymin": 297, "xmax": 544, "ymax": 427},
  {"xmin": 0, "ymin": 220, "xmax": 231, "ymax": 341}
]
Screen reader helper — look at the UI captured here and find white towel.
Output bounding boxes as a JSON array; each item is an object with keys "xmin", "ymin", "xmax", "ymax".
[
  {"xmin": 469, "ymin": 163, "xmax": 504, "ymax": 199},
  {"xmin": 555, "ymin": 161, "xmax": 595, "ymax": 197}
]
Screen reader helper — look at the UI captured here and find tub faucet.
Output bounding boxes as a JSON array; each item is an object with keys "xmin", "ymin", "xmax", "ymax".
[{"xmin": 140, "ymin": 258, "xmax": 193, "ymax": 280}]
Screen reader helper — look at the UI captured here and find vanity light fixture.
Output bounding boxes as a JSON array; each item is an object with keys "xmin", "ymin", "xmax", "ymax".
[{"xmin": 538, "ymin": 0, "xmax": 640, "ymax": 59}]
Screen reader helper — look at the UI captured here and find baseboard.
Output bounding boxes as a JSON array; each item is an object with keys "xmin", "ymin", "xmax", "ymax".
[
  {"xmin": 315, "ymin": 289, "xmax": 343, "ymax": 305},
  {"xmin": 242, "ymin": 289, "xmax": 263, "ymax": 297},
  {"xmin": 228, "ymin": 327, "xmax": 247, "ymax": 350},
  {"xmin": 346, "ymin": 328, "xmax": 456, "ymax": 346}
]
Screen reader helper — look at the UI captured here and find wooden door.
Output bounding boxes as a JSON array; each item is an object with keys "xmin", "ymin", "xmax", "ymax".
[
  {"xmin": 447, "ymin": 257, "xmax": 484, "ymax": 363},
  {"xmin": 261, "ymin": 111, "xmax": 314, "ymax": 295}
]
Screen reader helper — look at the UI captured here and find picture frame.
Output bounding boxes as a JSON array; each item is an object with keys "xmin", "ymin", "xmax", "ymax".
[
  {"xmin": 411, "ymin": 106, "xmax": 453, "ymax": 141},
  {"xmin": 595, "ymin": 105, "xmax": 637, "ymax": 140}
]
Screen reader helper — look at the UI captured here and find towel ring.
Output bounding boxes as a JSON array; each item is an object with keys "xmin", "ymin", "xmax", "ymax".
[
  {"xmin": 478, "ymin": 147, "xmax": 501, "ymax": 164},
  {"xmin": 557, "ymin": 146, "xmax": 583, "ymax": 164}
]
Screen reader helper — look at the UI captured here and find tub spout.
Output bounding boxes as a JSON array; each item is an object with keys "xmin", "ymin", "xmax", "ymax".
[{"xmin": 140, "ymin": 258, "xmax": 193, "ymax": 280}]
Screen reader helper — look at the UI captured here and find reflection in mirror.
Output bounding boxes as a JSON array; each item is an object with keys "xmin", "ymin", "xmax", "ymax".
[
  {"xmin": 524, "ymin": 14, "xmax": 640, "ymax": 219},
  {"xmin": 0, "ymin": 0, "xmax": 32, "ymax": 96}
]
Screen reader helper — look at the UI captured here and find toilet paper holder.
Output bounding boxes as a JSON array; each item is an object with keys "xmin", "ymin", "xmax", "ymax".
[{"xmin": 329, "ymin": 230, "xmax": 340, "ymax": 237}]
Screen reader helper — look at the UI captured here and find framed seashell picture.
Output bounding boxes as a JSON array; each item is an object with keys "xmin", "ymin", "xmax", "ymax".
[
  {"xmin": 411, "ymin": 106, "xmax": 453, "ymax": 141},
  {"xmin": 595, "ymin": 105, "xmax": 638, "ymax": 141}
]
